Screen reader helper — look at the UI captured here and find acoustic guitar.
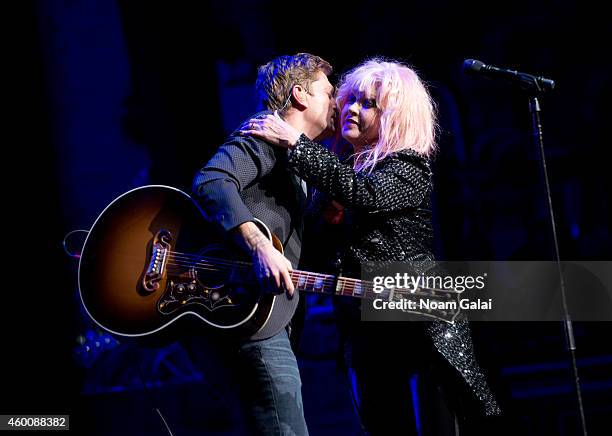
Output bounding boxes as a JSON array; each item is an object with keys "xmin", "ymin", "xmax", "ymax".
[{"xmin": 78, "ymin": 185, "xmax": 457, "ymax": 339}]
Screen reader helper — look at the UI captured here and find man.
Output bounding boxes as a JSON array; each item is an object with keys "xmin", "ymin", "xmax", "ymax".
[{"xmin": 190, "ymin": 53, "xmax": 337, "ymax": 435}]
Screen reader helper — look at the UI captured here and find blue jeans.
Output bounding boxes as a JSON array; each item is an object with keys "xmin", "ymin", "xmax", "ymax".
[
  {"xmin": 183, "ymin": 328, "xmax": 308, "ymax": 435},
  {"xmin": 237, "ymin": 329, "xmax": 308, "ymax": 436}
]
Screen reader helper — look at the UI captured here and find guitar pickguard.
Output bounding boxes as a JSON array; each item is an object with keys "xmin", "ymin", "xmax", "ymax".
[
  {"xmin": 156, "ymin": 243, "xmax": 251, "ymax": 315},
  {"xmin": 157, "ymin": 279, "xmax": 234, "ymax": 314}
]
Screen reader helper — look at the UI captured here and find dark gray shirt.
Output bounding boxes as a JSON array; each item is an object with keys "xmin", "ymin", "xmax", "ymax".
[{"xmin": 192, "ymin": 116, "xmax": 307, "ymax": 339}]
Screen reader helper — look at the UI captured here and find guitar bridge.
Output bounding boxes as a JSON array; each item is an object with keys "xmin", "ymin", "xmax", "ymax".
[{"xmin": 142, "ymin": 229, "xmax": 172, "ymax": 292}]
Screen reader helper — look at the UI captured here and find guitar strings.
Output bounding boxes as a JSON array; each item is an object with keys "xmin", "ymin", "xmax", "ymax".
[
  {"xmin": 161, "ymin": 260, "xmax": 455, "ymax": 299},
  {"xmin": 164, "ymin": 250, "xmax": 451, "ymax": 292},
  {"xmin": 166, "ymin": 248, "xmax": 445, "ymax": 291},
  {"xmin": 163, "ymin": 256, "xmax": 453, "ymax": 296}
]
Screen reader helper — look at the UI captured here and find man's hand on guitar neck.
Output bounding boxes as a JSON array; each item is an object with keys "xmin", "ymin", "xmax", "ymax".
[{"xmin": 233, "ymin": 222, "xmax": 295, "ymax": 297}]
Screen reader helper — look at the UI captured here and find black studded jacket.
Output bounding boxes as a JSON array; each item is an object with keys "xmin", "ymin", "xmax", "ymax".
[
  {"xmin": 289, "ymin": 134, "xmax": 434, "ymax": 272},
  {"xmin": 289, "ymin": 134, "xmax": 501, "ymax": 417}
]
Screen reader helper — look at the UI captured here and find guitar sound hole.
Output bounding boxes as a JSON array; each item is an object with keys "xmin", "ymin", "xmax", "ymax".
[{"xmin": 191, "ymin": 245, "xmax": 233, "ymax": 289}]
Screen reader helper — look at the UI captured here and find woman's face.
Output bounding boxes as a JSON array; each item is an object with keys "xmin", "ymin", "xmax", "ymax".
[{"xmin": 340, "ymin": 87, "xmax": 380, "ymax": 151}]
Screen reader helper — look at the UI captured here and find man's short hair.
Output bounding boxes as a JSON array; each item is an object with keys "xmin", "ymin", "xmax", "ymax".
[{"xmin": 255, "ymin": 53, "xmax": 332, "ymax": 113}]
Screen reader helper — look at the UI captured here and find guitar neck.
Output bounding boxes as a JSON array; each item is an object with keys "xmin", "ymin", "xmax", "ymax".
[
  {"xmin": 289, "ymin": 269, "xmax": 460, "ymax": 323},
  {"xmin": 290, "ymin": 270, "xmax": 380, "ymax": 300}
]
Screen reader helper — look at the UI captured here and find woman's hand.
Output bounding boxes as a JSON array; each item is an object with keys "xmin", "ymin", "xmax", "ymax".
[{"xmin": 239, "ymin": 111, "xmax": 302, "ymax": 149}]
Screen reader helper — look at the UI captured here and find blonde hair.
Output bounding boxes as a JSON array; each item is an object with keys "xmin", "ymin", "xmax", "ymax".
[{"xmin": 336, "ymin": 59, "xmax": 438, "ymax": 172}]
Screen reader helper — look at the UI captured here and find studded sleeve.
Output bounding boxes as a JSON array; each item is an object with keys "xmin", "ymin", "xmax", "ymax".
[{"xmin": 288, "ymin": 134, "xmax": 432, "ymax": 213}]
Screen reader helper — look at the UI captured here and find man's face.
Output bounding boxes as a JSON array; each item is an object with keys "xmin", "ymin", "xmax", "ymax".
[{"xmin": 303, "ymin": 71, "xmax": 337, "ymax": 140}]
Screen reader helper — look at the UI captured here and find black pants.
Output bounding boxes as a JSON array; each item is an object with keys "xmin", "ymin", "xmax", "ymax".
[{"xmin": 342, "ymin": 322, "xmax": 461, "ymax": 436}]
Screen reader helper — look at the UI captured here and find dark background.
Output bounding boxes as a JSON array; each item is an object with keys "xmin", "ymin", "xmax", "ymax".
[{"xmin": 6, "ymin": 0, "xmax": 611, "ymax": 434}]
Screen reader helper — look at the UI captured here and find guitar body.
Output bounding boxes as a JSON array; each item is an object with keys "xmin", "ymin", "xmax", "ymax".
[{"xmin": 78, "ymin": 185, "xmax": 293, "ymax": 338}]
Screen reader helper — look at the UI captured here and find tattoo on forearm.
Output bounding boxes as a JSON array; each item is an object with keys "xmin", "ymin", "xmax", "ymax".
[
  {"xmin": 234, "ymin": 222, "xmax": 270, "ymax": 254},
  {"xmin": 244, "ymin": 228, "xmax": 269, "ymax": 250}
]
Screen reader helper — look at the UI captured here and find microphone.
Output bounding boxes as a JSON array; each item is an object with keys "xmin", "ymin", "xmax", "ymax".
[{"xmin": 463, "ymin": 59, "xmax": 555, "ymax": 93}]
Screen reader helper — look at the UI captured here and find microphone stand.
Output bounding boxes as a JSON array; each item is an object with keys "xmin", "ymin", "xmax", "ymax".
[{"xmin": 528, "ymin": 87, "xmax": 588, "ymax": 436}]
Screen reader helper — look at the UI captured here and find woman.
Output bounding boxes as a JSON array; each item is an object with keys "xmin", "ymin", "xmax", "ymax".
[{"xmin": 241, "ymin": 59, "xmax": 501, "ymax": 435}]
